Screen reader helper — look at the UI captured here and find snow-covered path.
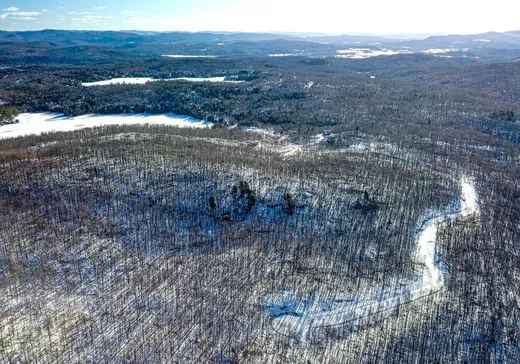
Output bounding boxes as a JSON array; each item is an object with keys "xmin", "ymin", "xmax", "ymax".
[
  {"xmin": 271, "ymin": 177, "xmax": 480, "ymax": 339},
  {"xmin": 0, "ymin": 112, "xmax": 211, "ymax": 140}
]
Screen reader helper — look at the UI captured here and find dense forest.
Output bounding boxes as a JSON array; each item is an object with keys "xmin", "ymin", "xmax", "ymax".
[{"xmin": 0, "ymin": 56, "xmax": 519, "ymax": 142}]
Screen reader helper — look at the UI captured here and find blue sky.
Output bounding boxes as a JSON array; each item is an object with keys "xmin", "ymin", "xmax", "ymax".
[{"xmin": 1, "ymin": 0, "xmax": 519, "ymax": 35}]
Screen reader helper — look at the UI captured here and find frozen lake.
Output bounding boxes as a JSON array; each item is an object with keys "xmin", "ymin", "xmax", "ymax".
[
  {"xmin": 82, "ymin": 77, "xmax": 244, "ymax": 87},
  {"xmin": 0, "ymin": 112, "xmax": 211, "ymax": 139}
]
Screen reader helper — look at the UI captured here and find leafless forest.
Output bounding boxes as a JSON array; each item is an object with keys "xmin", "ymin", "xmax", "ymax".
[
  {"xmin": 1, "ymin": 28, "xmax": 520, "ymax": 362},
  {"xmin": 0, "ymin": 116, "xmax": 519, "ymax": 362}
]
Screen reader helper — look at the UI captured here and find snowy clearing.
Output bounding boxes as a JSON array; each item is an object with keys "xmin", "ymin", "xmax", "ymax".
[
  {"xmin": 335, "ymin": 48, "xmax": 413, "ymax": 59},
  {"xmin": 0, "ymin": 113, "xmax": 211, "ymax": 139},
  {"xmin": 82, "ymin": 77, "xmax": 243, "ymax": 86},
  {"xmin": 421, "ymin": 48, "xmax": 459, "ymax": 54},
  {"xmin": 268, "ymin": 53, "xmax": 303, "ymax": 57},
  {"xmin": 271, "ymin": 177, "xmax": 480, "ymax": 340},
  {"xmin": 304, "ymin": 81, "xmax": 314, "ymax": 90},
  {"xmin": 161, "ymin": 55, "xmax": 217, "ymax": 58}
]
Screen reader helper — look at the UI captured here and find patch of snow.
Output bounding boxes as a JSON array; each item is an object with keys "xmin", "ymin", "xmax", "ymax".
[
  {"xmin": 0, "ymin": 112, "xmax": 211, "ymax": 140},
  {"xmin": 27, "ymin": 141, "xmax": 60, "ymax": 151},
  {"xmin": 422, "ymin": 48, "xmax": 458, "ymax": 54},
  {"xmin": 280, "ymin": 144, "xmax": 302, "ymax": 157},
  {"xmin": 473, "ymin": 39, "xmax": 491, "ymax": 42},
  {"xmin": 245, "ymin": 127, "xmax": 280, "ymax": 139},
  {"xmin": 82, "ymin": 77, "xmax": 243, "ymax": 87},
  {"xmin": 172, "ymin": 77, "xmax": 244, "ymax": 83},
  {"xmin": 335, "ymin": 48, "xmax": 413, "ymax": 59},
  {"xmin": 304, "ymin": 81, "xmax": 314, "ymax": 90},
  {"xmin": 161, "ymin": 54, "xmax": 217, "ymax": 58},
  {"xmin": 82, "ymin": 77, "xmax": 156, "ymax": 86},
  {"xmin": 268, "ymin": 53, "xmax": 302, "ymax": 57}
]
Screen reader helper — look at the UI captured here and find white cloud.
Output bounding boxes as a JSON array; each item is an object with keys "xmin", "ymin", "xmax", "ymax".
[
  {"xmin": 94, "ymin": 6, "xmax": 107, "ymax": 10},
  {"xmin": 73, "ymin": 14, "xmax": 112, "ymax": 24},
  {"xmin": 122, "ymin": 10, "xmax": 139, "ymax": 15},
  {"xmin": 124, "ymin": 15, "xmax": 163, "ymax": 25},
  {"xmin": 11, "ymin": 11, "xmax": 40, "ymax": 16},
  {"xmin": 1, "ymin": 9, "xmax": 40, "ymax": 21}
]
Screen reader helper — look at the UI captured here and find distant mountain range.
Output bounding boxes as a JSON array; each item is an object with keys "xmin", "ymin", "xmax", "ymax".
[{"xmin": 0, "ymin": 29, "xmax": 519, "ymax": 65}]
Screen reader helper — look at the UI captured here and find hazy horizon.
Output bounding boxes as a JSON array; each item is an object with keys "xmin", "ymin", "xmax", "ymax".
[{"xmin": 1, "ymin": 0, "xmax": 519, "ymax": 35}]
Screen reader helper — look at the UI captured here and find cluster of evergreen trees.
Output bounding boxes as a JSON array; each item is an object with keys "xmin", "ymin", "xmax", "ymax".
[{"xmin": 0, "ymin": 105, "xmax": 18, "ymax": 125}]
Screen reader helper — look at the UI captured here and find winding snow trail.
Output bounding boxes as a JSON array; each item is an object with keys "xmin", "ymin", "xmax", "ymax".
[{"xmin": 271, "ymin": 177, "xmax": 480, "ymax": 339}]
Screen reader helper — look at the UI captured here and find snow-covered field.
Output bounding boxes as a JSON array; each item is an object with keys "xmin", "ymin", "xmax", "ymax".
[
  {"xmin": 82, "ymin": 77, "xmax": 243, "ymax": 86},
  {"xmin": 162, "ymin": 55, "xmax": 217, "ymax": 58},
  {"xmin": 335, "ymin": 48, "xmax": 413, "ymax": 59},
  {"xmin": 0, "ymin": 113, "xmax": 211, "ymax": 139},
  {"xmin": 271, "ymin": 177, "xmax": 480, "ymax": 339},
  {"xmin": 268, "ymin": 53, "xmax": 303, "ymax": 57},
  {"xmin": 421, "ymin": 48, "xmax": 461, "ymax": 54}
]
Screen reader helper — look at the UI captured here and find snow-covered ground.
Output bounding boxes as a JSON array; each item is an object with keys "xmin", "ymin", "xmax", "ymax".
[
  {"xmin": 0, "ymin": 113, "xmax": 211, "ymax": 139},
  {"xmin": 421, "ymin": 48, "xmax": 459, "ymax": 54},
  {"xmin": 271, "ymin": 177, "xmax": 480, "ymax": 339},
  {"xmin": 82, "ymin": 77, "xmax": 243, "ymax": 86},
  {"xmin": 268, "ymin": 53, "xmax": 303, "ymax": 57},
  {"xmin": 335, "ymin": 48, "xmax": 413, "ymax": 59},
  {"xmin": 161, "ymin": 55, "xmax": 216, "ymax": 58},
  {"xmin": 304, "ymin": 81, "xmax": 314, "ymax": 90},
  {"xmin": 172, "ymin": 77, "xmax": 244, "ymax": 83},
  {"xmin": 82, "ymin": 77, "xmax": 157, "ymax": 86}
]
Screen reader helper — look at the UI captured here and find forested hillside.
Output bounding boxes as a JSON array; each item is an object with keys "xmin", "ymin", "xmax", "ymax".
[{"xmin": 1, "ymin": 31, "xmax": 520, "ymax": 363}]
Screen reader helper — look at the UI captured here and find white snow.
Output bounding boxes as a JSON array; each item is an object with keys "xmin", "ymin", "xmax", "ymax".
[
  {"xmin": 422, "ymin": 48, "xmax": 458, "ymax": 54},
  {"xmin": 304, "ymin": 81, "xmax": 314, "ymax": 90},
  {"xmin": 473, "ymin": 39, "xmax": 491, "ymax": 42},
  {"xmin": 245, "ymin": 126, "xmax": 280, "ymax": 138},
  {"xmin": 0, "ymin": 112, "xmax": 211, "ymax": 139},
  {"xmin": 335, "ymin": 48, "xmax": 413, "ymax": 59},
  {"xmin": 82, "ymin": 77, "xmax": 243, "ymax": 87},
  {"xmin": 162, "ymin": 55, "xmax": 217, "ymax": 58},
  {"xmin": 82, "ymin": 77, "xmax": 157, "ymax": 86},
  {"xmin": 271, "ymin": 177, "xmax": 480, "ymax": 339},
  {"xmin": 172, "ymin": 77, "xmax": 244, "ymax": 83},
  {"xmin": 268, "ymin": 53, "xmax": 302, "ymax": 57}
]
